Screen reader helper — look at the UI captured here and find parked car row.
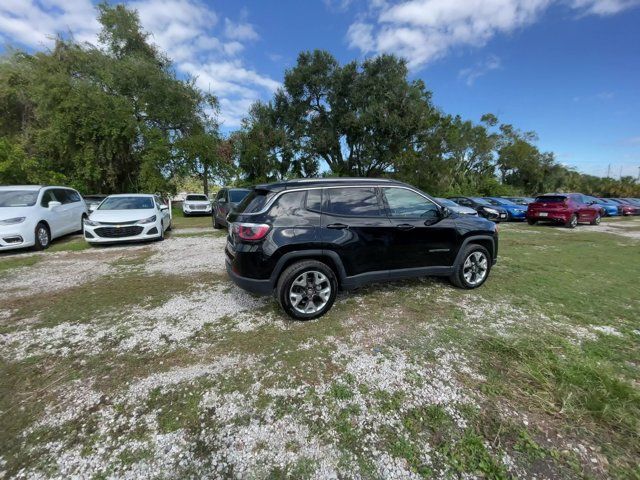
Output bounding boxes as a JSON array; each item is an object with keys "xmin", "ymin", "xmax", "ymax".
[{"xmin": 441, "ymin": 194, "xmax": 640, "ymax": 226}]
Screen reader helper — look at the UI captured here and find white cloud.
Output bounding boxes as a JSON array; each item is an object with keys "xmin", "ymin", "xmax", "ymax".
[
  {"xmin": 347, "ymin": 0, "xmax": 640, "ymax": 69},
  {"xmin": 224, "ymin": 18, "xmax": 258, "ymax": 41},
  {"xmin": 458, "ymin": 55, "xmax": 501, "ymax": 86},
  {"xmin": 0, "ymin": 0, "xmax": 99, "ymax": 48},
  {"xmin": 0, "ymin": 0, "xmax": 278, "ymax": 128},
  {"xmin": 569, "ymin": 0, "xmax": 640, "ymax": 15}
]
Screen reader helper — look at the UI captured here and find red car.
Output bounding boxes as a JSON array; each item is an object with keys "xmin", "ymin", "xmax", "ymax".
[{"xmin": 526, "ymin": 193, "xmax": 601, "ymax": 228}]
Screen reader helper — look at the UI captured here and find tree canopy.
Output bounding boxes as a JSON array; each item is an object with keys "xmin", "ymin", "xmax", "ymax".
[
  {"xmin": 235, "ymin": 50, "xmax": 639, "ymax": 197},
  {"xmin": 0, "ymin": 2, "xmax": 228, "ymax": 194}
]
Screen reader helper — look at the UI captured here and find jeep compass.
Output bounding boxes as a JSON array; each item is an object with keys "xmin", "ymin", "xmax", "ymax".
[{"xmin": 225, "ymin": 179, "xmax": 498, "ymax": 319}]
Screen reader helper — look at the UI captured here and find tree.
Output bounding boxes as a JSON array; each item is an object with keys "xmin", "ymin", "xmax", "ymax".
[
  {"xmin": 240, "ymin": 50, "xmax": 437, "ymax": 178},
  {"xmin": 0, "ymin": 2, "xmax": 221, "ymax": 195}
]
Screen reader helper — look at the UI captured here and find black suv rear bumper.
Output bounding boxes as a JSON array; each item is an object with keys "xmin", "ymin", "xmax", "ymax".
[{"xmin": 226, "ymin": 259, "xmax": 273, "ymax": 295}]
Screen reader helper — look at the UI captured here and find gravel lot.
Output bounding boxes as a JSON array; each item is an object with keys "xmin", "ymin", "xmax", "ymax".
[{"xmin": 1, "ymin": 219, "xmax": 639, "ymax": 478}]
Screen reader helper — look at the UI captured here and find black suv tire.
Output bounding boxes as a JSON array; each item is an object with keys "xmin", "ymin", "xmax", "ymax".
[
  {"xmin": 449, "ymin": 244, "xmax": 491, "ymax": 289},
  {"xmin": 276, "ymin": 260, "xmax": 338, "ymax": 320}
]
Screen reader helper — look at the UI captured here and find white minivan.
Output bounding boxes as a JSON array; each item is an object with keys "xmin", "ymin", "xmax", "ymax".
[{"xmin": 0, "ymin": 185, "xmax": 88, "ymax": 252}]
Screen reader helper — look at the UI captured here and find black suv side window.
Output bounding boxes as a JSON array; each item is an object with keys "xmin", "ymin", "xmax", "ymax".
[
  {"xmin": 325, "ymin": 187, "xmax": 381, "ymax": 217},
  {"xmin": 269, "ymin": 191, "xmax": 305, "ymax": 216},
  {"xmin": 382, "ymin": 187, "xmax": 439, "ymax": 218},
  {"xmin": 306, "ymin": 189, "xmax": 322, "ymax": 212}
]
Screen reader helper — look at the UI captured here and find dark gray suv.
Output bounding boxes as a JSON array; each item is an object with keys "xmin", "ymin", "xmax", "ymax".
[{"xmin": 212, "ymin": 187, "xmax": 251, "ymax": 229}]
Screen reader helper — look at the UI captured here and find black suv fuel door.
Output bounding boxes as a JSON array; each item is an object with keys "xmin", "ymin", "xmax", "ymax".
[
  {"xmin": 321, "ymin": 187, "xmax": 394, "ymax": 276},
  {"xmin": 381, "ymin": 187, "xmax": 457, "ymax": 269}
]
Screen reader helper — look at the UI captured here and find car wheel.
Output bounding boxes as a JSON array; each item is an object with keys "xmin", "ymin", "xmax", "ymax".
[
  {"xmin": 166, "ymin": 219, "xmax": 172, "ymax": 231},
  {"xmin": 33, "ymin": 222, "xmax": 50, "ymax": 251},
  {"xmin": 527, "ymin": 219, "xmax": 537, "ymax": 225},
  {"xmin": 276, "ymin": 260, "xmax": 338, "ymax": 320},
  {"xmin": 158, "ymin": 222, "xmax": 165, "ymax": 241},
  {"xmin": 590, "ymin": 213, "xmax": 601, "ymax": 225},
  {"xmin": 566, "ymin": 214, "xmax": 578, "ymax": 229},
  {"xmin": 450, "ymin": 244, "xmax": 491, "ymax": 289},
  {"xmin": 213, "ymin": 216, "xmax": 223, "ymax": 229}
]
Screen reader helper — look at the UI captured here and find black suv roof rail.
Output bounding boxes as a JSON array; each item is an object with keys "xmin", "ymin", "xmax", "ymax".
[{"xmin": 255, "ymin": 177, "xmax": 405, "ymax": 192}]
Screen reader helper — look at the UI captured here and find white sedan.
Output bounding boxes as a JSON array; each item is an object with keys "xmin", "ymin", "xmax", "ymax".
[
  {"xmin": 83, "ymin": 194, "xmax": 171, "ymax": 244},
  {"xmin": 182, "ymin": 193, "xmax": 212, "ymax": 216},
  {"xmin": 0, "ymin": 185, "xmax": 87, "ymax": 252}
]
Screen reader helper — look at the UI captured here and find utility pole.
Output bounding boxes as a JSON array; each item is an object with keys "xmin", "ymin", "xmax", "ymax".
[{"xmin": 606, "ymin": 164, "xmax": 611, "ymax": 178}]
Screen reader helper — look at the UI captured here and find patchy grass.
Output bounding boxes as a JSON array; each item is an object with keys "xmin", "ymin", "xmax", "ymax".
[
  {"xmin": 0, "ymin": 254, "xmax": 42, "ymax": 276},
  {"xmin": 1, "ymin": 218, "xmax": 638, "ymax": 478},
  {"xmin": 47, "ymin": 235, "xmax": 92, "ymax": 253},
  {"xmin": 170, "ymin": 207, "xmax": 213, "ymax": 229}
]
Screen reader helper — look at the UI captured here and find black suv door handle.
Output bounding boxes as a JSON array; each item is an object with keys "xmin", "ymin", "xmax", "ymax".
[
  {"xmin": 395, "ymin": 224, "xmax": 415, "ymax": 231},
  {"xmin": 327, "ymin": 223, "xmax": 349, "ymax": 230}
]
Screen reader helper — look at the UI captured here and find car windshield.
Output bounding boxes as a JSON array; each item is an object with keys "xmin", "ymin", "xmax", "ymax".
[
  {"xmin": 186, "ymin": 194, "xmax": 208, "ymax": 201},
  {"xmin": 535, "ymin": 195, "xmax": 566, "ymax": 203},
  {"xmin": 436, "ymin": 198, "xmax": 458, "ymax": 207},
  {"xmin": 470, "ymin": 197, "xmax": 492, "ymax": 206},
  {"xmin": 229, "ymin": 190, "xmax": 250, "ymax": 203},
  {"xmin": 0, "ymin": 190, "xmax": 39, "ymax": 207},
  {"xmin": 98, "ymin": 196, "xmax": 154, "ymax": 210},
  {"xmin": 597, "ymin": 198, "xmax": 614, "ymax": 204}
]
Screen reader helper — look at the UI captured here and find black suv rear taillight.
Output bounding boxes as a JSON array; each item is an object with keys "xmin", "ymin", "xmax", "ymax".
[{"xmin": 232, "ymin": 223, "xmax": 271, "ymax": 241}]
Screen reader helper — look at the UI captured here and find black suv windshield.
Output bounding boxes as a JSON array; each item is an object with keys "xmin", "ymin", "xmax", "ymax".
[
  {"xmin": 98, "ymin": 197, "xmax": 154, "ymax": 210},
  {"xmin": 0, "ymin": 190, "xmax": 39, "ymax": 207}
]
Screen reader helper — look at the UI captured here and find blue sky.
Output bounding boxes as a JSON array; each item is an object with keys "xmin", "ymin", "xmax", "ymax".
[{"xmin": 1, "ymin": 0, "xmax": 639, "ymax": 177}]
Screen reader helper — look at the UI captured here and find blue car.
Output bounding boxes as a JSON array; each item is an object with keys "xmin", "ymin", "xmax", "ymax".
[
  {"xmin": 585, "ymin": 196, "xmax": 618, "ymax": 216},
  {"xmin": 482, "ymin": 197, "xmax": 528, "ymax": 221}
]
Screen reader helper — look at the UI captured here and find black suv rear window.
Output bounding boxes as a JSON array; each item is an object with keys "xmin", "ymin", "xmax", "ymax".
[
  {"xmin": 326, "ymin": 187, "xmax": 381, "ymax": 216},
  {"xmin": 535, "ymin": 196, "xmax": 566, "ymax": 203},
  {"xmin": 235, "ymin": 190, "xmax": 275, "ymax": 213}
]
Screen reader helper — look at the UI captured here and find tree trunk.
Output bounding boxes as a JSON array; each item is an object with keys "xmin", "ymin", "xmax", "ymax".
[{"xmin": 203, "ymin": 164, "xmax": 209, "ymax": 196}]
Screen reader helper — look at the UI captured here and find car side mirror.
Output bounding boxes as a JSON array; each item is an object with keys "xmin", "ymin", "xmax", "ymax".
[
  {"xmin": 423, "ymin": 209, "xmax": 443, "ymax": 226},
  {"xmin": 219, "ymin": 198, "xmax": 227, "ymax": 204},
  {"xmin": 160, "ymin": 205, "xmax": 168, "ymax": 211},
  {"xmin": 48, "ymin": 201, "xmax": 62, "ymax": 209}
]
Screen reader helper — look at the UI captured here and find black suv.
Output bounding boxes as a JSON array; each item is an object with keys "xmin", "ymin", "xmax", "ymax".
[{"xmin": 226, "ymin": 179, "xmax": 498, "ymax": 319}]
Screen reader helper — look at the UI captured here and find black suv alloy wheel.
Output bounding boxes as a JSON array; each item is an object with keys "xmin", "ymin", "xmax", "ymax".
[{"xmin": 276, "ymin": 260, "xmax": 338, "ymax": 320}]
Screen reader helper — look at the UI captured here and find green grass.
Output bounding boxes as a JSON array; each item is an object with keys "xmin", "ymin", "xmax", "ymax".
[
  {"xmin": 170, "ymin": 207, "xmax": 214, "ymax": 229},
  {"xmin": 0, "ymin": 254, "xmax": 42, "ymax": 275}
]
